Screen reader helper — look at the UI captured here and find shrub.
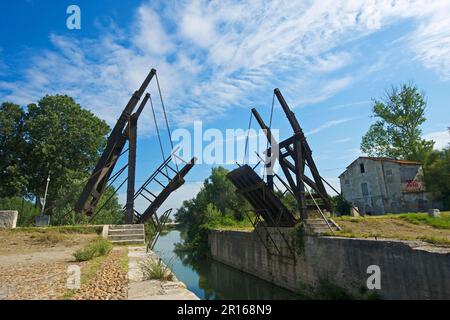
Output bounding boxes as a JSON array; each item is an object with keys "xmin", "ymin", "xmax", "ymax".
[
  {"xmin": 140, "ymin": 257, "xmax": 174, "ymax": 281},
  {"xmin": 73, "ymin": 238, "xmax": 112, "ymax": 262}
]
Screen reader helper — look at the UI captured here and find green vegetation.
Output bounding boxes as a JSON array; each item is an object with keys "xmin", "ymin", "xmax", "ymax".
[
  {"xmin": 296, "ymin": 281, "xmax": 354, "ymax": 300},
  {"xmin": 330, "ymin": 212, "xmax": 450, "ymax": 245},
  {"xmin": 10, "ymin": 225, "xmax": 103, "ymax": 234},
  {"xmin": 398, "ymin": 212, "xmax": 450, "ymax": 229},
  {"xmin": 73, "ymin": 238, "xmax": 113, "ymax": 262},
  {"xmin": 331, "ymin": 194, "xmax": 352, "ymax": 215},
  {"xmin": 174, "ymin": 167, "xmax": 253, "ymax": 255},
  {"xmin": 295, "ymin": 280, "xmax": 381, "ymax": 300},
  {"xmin": 63, "ymin": 252, "xmax": 110, "ymax": 300},
  {"xmin": 361, "ymin": 83, "xmax": 434, "ymax": 161},
  {"xmin": 424, "ymin": 146, "xmax": 450, "ymax": 209},
  {"xmin": 0, "ymin": 96, "xmax": 124, "ymax": 226},
  {"xmin": 119, "ymin": 247, "xmax": 129, "ymax": 273},
  {"xmin": 140, "ymin": 257, "xmax": 174, "ymax": 281},
  {"xmin": 360, "ymin": 84, "xmax": 450, "ymax": 211},
  {"xmin": 0, "ymin": 197, "xmax": 39, "ymax": 226}
]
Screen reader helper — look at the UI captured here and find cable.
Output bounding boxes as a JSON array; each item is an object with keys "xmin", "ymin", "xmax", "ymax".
[
  {"xmin": 149, "ymin": 94, "xmax": 169, "ymax": 177},
  {"xmin": 243, "ymin": 111, "xmax": 253, "ymax": 164},
  {"xmin": 155, "ymin": 73, "xmax": 179, "ymax": 173}
]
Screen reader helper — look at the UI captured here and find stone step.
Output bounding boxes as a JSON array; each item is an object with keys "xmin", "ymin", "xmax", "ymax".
[
  {"xmin": 110, "ymin": 239, "xmax": 145, "ymax": 245},
  {"xmin": 109, "ymin": 224, "xmax": 144, "ymax": 230},
  {"xmin": 109, "ymin": 234, "xmax": 145, "ymax": 241},
  {"xmin": 108, "ymin": 229, "xmax": 144, "ymax": 235}
]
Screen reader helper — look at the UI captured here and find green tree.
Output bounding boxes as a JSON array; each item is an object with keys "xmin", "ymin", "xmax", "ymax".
[
  {"xmin": 0, "ymin": 95, "xmax": 123, "ymax": 224},
  {"xmin": 0, "ymin": 102, "xmax": 28, "ymax": 197},
  {"xmin": 361, "ymin": 84, "xmax": 434, "ymax": 161},
  {"xmin": 331, "ymin": 194, "xmax": 352, "ymax": 215},
  {"xmin": 174, "ymin": 166, "xmax": 252, "ymax": 254},
  {"xmin": 22, "ymin": 95, "xmax": 110, "ymax": 210},
  {"xmin": 424, "ymin": 133, "xmax": 450, "ymax": 209}
]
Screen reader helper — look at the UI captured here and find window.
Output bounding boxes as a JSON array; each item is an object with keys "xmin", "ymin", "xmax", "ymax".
[
  {"xmin": 360, "ymin": 163, "xmax": 365, "ymax": 173},
  {"xmin": 361, "ymin": 183, "xmax": 369, "ymax": 196},
  {"xmin": 345, "ymin": 179, "xmax": 350, "ymax": 185},
  {"xmin": 386, "ymin": 169, "xmax": 392, "ymax": 176}
]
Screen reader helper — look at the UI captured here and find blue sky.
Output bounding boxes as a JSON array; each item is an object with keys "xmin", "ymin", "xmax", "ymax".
[{"xmin": 1, "ymin": 0, "xmax": 449, "ymax": 213}]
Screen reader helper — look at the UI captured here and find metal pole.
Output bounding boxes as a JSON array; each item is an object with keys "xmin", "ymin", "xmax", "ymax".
[
  {"xmin": 125, "ymin": 114, "xmax": 138, "ymax": 224},
  {"xmin": 41, "ymin": 175, "xmax": 50, "ymax": 216}
]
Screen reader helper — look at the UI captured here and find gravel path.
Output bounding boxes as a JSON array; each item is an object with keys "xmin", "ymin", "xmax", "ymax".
[
  {"xmin": 0, "ymin": 261, "xmax": 70, "ymax": 300},
  {"xmin": 72, "ymin": 248, "xmax": 128, "ymax": 300}
]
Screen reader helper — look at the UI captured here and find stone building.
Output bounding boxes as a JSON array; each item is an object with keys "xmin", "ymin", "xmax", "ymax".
[{"xmin": 339, "ymin": 157, "xmax": 431, "ymax": 215}]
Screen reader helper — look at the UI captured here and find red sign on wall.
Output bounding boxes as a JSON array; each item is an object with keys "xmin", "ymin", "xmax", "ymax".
[{"xmin": 402, "ymin": 179, "xmax": 424, "ymax": 193}]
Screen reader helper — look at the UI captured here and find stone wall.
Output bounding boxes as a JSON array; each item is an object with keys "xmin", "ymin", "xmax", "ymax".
[
  {"xmin": 0, "ymin": 211, "xmax": 18, "ymax": 229},
  {"xmin": 208, "ymin": 228, "xmax": 450, "ymax": 299},
  {"xmin": 339, "ymin": 158, "xmax": 433, "ymax": 214}
]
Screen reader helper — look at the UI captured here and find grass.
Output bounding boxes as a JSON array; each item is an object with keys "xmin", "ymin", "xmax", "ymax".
[
  {"xmin": 73, "ymin": 238, "xmax": 113, "ymax": 262},
  {"xmin": 398, "ymin": 212, "xmax": 450, "ymax": 229},
  {"xmin": 29, "ymin": 232, "xmax": 64, "ymax": 244},
  {"xmin": 119, "ymin": 247, "xmax": 129, "ymax": 273},
  {"xmin": 330, "ymin": 212, "xmax": 450, "ymax": 245},
  {"xmin": 140, "ymin": 257, "xmax": 174, "ymax": 281},
  {"xmin": 63, "ymin": 251, "xmax": 111, "ymax": 300},
  {"xmin": 11, "ymin": 225, "xmax": 103, "ymax": 235},
  {"xmin": 205, "ymin": 215, "xmax": 254, "ymax": 231}
]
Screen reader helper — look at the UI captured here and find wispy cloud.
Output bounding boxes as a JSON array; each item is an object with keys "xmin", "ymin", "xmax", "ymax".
[
  {"xmin": 1, "ymin": 0, "xmax": 449, "ymax": 134},
  {"xmin": 331, "ymin": 100, "xmax": 371, "ymax": 110},
  {"xmin": 334, "ymin": 137, "xmax": 352, "ymax": 143},
  {"xmin": 306, "ymin": 117, "xmax": 356, "ymax": 135},
  {"xmin": 424, "ymin": 130, "xmax": 450, "ymax": 150}
]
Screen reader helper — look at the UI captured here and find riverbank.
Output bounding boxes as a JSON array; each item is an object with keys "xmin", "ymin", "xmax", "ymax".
[
  {"xmin": 127, "ymin": 246, "xmax": 199, "ymax": 300},
  {"xmin": 208, "ymin": 227, "xmax": 450, "ymax": 299},
  {"xmin": 153, "ymin": 229, "xmax": 298, "ymax": 299}
]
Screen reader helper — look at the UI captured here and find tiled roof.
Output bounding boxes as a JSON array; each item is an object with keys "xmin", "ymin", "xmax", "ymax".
[
  {"xmin": 339, "ymin": 156, "xmax": 422, "ymax": 177},
  {"xmin": 358, "ymin": 157, "xmax": 421, "ymax": 165}
]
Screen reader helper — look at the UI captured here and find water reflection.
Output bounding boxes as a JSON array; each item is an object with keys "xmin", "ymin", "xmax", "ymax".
[{"xmin": 153, "ymin": 229, "xmax": 297, "ymax": 300}]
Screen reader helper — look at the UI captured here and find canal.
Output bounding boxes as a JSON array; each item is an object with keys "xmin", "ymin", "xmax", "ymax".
[{"xmin": 153, "ymin": 229, "xmax": 298, "ymax": 300}]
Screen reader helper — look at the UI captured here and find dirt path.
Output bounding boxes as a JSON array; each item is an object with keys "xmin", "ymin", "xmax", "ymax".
[{"xmin": 0, "ymin": 230, "xmax": 97, "ymax": 300}]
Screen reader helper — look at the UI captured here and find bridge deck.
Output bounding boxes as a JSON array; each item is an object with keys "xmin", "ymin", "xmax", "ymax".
[{"xmin": 227, "ymin": 165, "xmax": 297, "ymax": 227}]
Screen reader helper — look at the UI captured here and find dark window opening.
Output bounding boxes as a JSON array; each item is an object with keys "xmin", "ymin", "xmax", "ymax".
[
  {"xmin": 361, "ymin": 183, "xmax": 369, "ymax": 196},
  {"xmin": 360, "ymin": 163, "xmax": 365, "ymax": 173}
]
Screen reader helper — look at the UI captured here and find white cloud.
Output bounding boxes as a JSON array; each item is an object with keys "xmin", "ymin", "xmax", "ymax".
[
  {"xmin": 334, "ymin": 138, "xmax": 352, "ymax": 143},
  {"xmin": 331, "ymin": 100, "xmax": 371, "ymax": 110},
  {"xmin": 306, "ymin": 117, "xmax": 356, "ymax": 135},
  {"xmin": 133, "ymin": 6, "xmax": 174, "ymax": 55},
  {"xmin": 424, "ymin": 130, "xmax": 450, "ymax": 150},
  {"xmin": 179, "ymin": 0, "xmax": 218, "ymax": 48},
  {"xmin": 1, "ymin": 0, "xmax": 450, "ymax": 134}
]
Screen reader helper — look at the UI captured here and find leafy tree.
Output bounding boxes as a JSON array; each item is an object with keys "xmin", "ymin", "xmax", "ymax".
[
  {"xmin": 0, "ymin": 95, "xmax": 125, "ymax": 224},
  {"xmin": 424, "ymin": 134, "xmax": 450, "ymax": 209},
  {"xmin": 331, "ymin": 194, "xmax": 352, "ymax": 215},
  {"xmin": 0, "ymin": 103, "xmax": 28, "ymax": 197},
  {"xmin": 174, "ymin": 166, "xmax": 252, "ymax": 254},
  {"xmin": 22, "ymin": 95, "xmax": 110, "ymax": 210},
  {"xmin": 361, "ymin": 84, "xmax": 434, "ymax": 161},
  {"xmin": 0, "ymin": 197, "xmax": 39, "ymax": 226},
  {"xmin": 50, "ymin": 182, "xmax": 123, "ymax": 226}
]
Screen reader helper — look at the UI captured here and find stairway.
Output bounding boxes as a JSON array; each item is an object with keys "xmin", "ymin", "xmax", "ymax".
[
  {"xmin": 107, "ymin": 224, "xmax": 145, "ymax": 245},
  {"xmin": 305, "ymin": 218, "xmax": 341, "ymax": 235}
]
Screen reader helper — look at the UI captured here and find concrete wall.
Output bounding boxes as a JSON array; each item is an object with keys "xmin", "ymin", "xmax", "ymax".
[
  {"xmin": 209, "ymin": 228, "xmax": 450, "ymax": 299},
  {"xmin": 0, "ymin": 211, "xmax": 18, "ymax": 229}
]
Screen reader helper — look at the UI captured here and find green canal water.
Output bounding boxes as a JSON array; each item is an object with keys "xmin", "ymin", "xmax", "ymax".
[{"xmin": 153, "ymin": 229, "xmax": 298, "ymax": 300}]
